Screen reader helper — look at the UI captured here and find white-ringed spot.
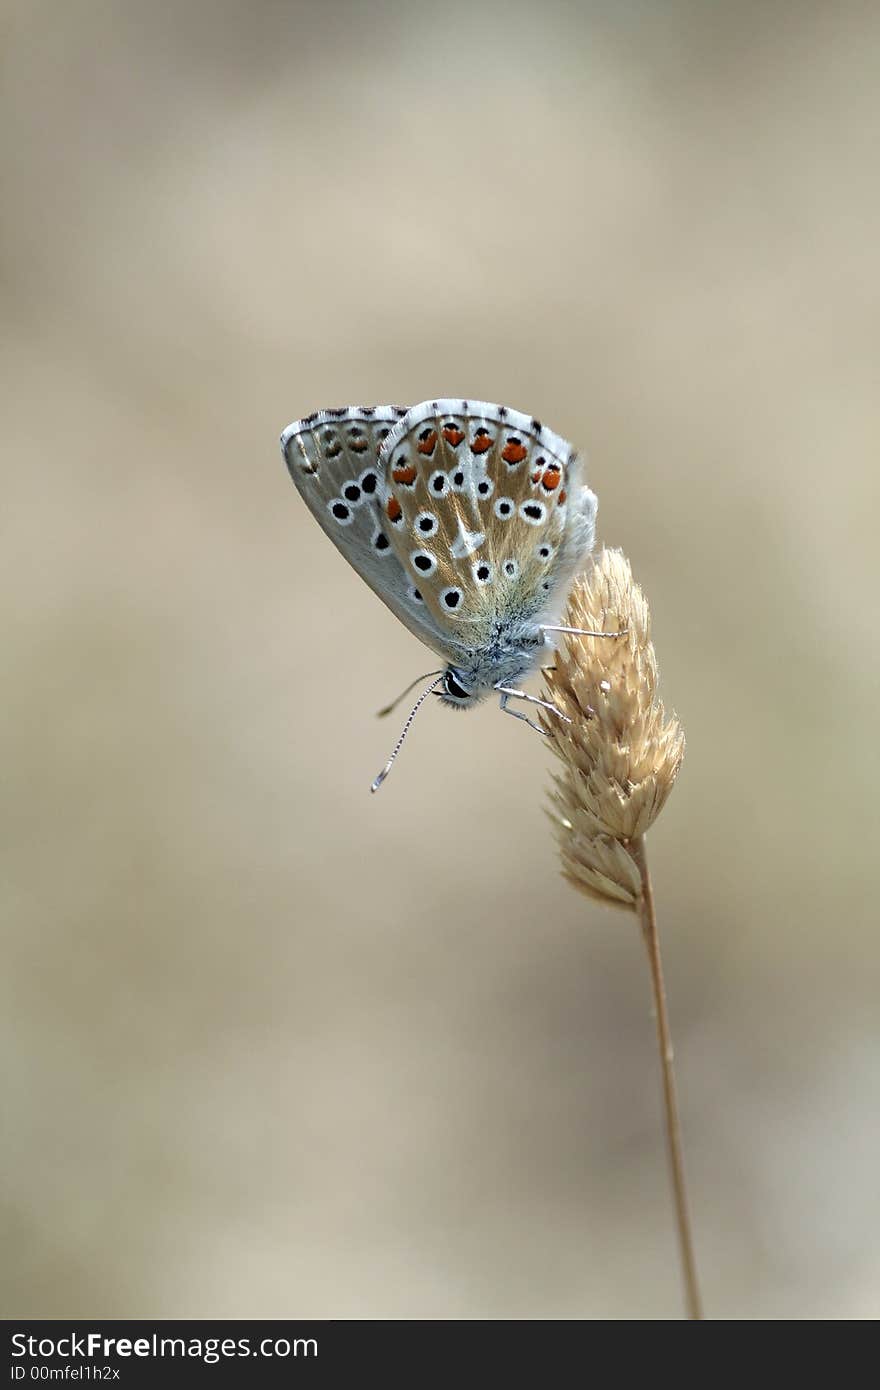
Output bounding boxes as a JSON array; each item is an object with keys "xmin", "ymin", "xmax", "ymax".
[
  {"xmin": 372, "ymin": 529, "xmax": 393, "ymax": 556},
  {"xmin": 428, "ymin": 470, "xmax": 450, "ymax": 498},
  {"xmin": 411, "ymin": 550, "xmax": 437, "ymax": 577},
  {"xmin": 520, "ymin": 500, "xmax": 547, "ymax": 525},
  {"xmin": 472, "ymin": 561, "xmax": 493, "ymax": 586},
  {"xmin": 449, "ymin": 467, "xmax": 467, "ymax": 492},
  {"xmin": 358, "ymin": 467, "xmax": 380, "ymax": 498},
  {"xmin": 440, "ymin": 587, "xmax": 464, "ymax": 613}
]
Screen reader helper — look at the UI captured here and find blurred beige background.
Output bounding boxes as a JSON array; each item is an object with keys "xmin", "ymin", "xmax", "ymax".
[{"xmin": 3, "ymin": 0, "xmax": 878, "ymax": 1320}]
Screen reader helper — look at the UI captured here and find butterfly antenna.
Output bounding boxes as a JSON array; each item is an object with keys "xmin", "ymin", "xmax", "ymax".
[
  {"xmin": 541, "ymin": 624, "xmax": 628, "ymax": 639},
  {"xmin": 376, "ymin": 670, "xmax": 443, "ymax": 719},
  {"xmin": 371, "ymin": 674, "xmax": 445, "ymax": 793}
]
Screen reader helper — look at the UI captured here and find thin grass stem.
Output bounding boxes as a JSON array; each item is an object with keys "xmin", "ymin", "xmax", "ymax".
[{"xmin": 631, "ymin": 834, "xmax": 703, "ymax": 1320}]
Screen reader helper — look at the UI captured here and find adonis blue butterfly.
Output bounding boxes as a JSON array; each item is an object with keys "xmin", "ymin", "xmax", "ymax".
[{"xmin": 281, "ymin": 400, "xmax": 611, "ymax": 788}]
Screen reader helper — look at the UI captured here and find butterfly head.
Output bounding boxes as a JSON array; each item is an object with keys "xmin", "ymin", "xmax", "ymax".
[
  {"xmin": 437, "ymin": 666, "xmax": 479, "ymax": 709},
  {"xmin": 437, "ymin": 628, "xmax": 549, "ymax": 710}
]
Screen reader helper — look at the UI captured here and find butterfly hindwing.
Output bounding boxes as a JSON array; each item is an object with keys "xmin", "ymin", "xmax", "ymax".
[
  {"xmin": 281, "ymin": 405, "xmax": 460, "ymax": 656},
  {"xmin": 377, "ymin": 400, "xmax": 597, "ymax": 639}
]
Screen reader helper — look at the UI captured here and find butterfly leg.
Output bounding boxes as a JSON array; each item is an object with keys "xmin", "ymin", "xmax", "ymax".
[
  {"xmin": 498, "ymin": 692, "xmax": 546, "ymax": 736},
  {"xmin": 541, "ymin": 624, "xmax": 628, "ymax": 639},
  {"xmin": 496, "ymin": 686, "xmax": 571, "ymax": 735}
]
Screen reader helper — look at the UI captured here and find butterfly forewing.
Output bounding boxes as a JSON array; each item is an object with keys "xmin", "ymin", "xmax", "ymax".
[
  {"xmin": 377, "ymin": 400, "xmax": 594, "ymax": 636},
  {"xmin": 281, "ymin": 405, "xmax": 460, "ymax": 656}
]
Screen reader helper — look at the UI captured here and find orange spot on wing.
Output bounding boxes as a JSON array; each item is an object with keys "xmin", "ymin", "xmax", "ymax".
[
  {"xmin": 442, "ymin": 426, "xmax": 465, "ymax": 446},
  {"xmin": 417, "ymin": 430, "xmax": 438, "ymax": 456},
  {"xmin": 392, "ymin": 464, "xmax": 417, "ymax": 485},
  {"xmin": 501, "ymin": 441, "xmax": 528, "ymax": 464},
  {"xmin": 541, "ymin": 469, "xmax": 561, "ymax": 490},
  {"xmin": 531, "ymin": 469, "xmax": 542, "ymax": 484},
  {"xmin": 557, "ymin": 489, "xmax": 567, "ymax": 505},
  {"xmin": 386, "ymin": 497, "xmax": 402, "ymax": 522},
  {"xmin": 471, "ymin": 435, "xmax": 493, "ymax": 454}
]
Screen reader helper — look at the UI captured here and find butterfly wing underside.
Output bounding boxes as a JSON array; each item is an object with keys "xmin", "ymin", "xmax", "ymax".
[
  {"xmin": 281, "ymin": 406, "xmax": 460, "ymax": 659},
  {"xmin": 376, "ymin": 400, "xmax": 597, "ymax": 640}
]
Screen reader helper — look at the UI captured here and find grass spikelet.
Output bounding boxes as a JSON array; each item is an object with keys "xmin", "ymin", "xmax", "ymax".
[{"xmin": 542, "ymin": 547, "xmax": 685, "ymax": 904}]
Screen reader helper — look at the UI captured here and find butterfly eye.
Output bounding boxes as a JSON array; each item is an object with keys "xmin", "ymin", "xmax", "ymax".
[
  {"xmin": 472, "ymin": 561, "xmax": 492, "ymax": 585},
  {"xmin": 443, "ymin": 669, "xmax": 471, "ymax": 700},
  {"xmin": 519, "ymin": 501, "xmax": 547, "ymax": 525},
  {"xmin": 502, "ymin": 559, "xmax": 519, "ymax": 579},
  {"xmin": 411, "ymin": 550, "xmax": 437, "ymax": 576},
  {"xmin": 429, "ymin": 471, "xmax": 449, "ymax": 497},
  {"xmin": 440, "ymin": 587, "xmax": 463, "ymax": 612},
  {"xmin": 328, "ymin": 498, "xmax": 355, "ymax": 526},
  {"xmin": 415, "ymin": 511, "xmax": 438, "ymax": 537},
  {"xmin": 494, "ymin": 497, "xmax": 515, "ymax": 520}
]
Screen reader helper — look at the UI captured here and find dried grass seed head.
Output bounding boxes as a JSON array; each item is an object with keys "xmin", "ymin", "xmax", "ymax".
[{"xmin": 543, "ymin": 548, "xmax": 685, "ymax": 908}]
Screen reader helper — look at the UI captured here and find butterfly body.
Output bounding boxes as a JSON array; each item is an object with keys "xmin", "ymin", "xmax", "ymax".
[{"xmin": 281, "ymin": 399, "xmax": 599, "ymax": 777}]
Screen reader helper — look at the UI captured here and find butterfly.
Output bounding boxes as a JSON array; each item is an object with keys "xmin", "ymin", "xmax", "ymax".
[{"xmin": 281, "ymin": 399, "xmax": 610, "ymax": 789}]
